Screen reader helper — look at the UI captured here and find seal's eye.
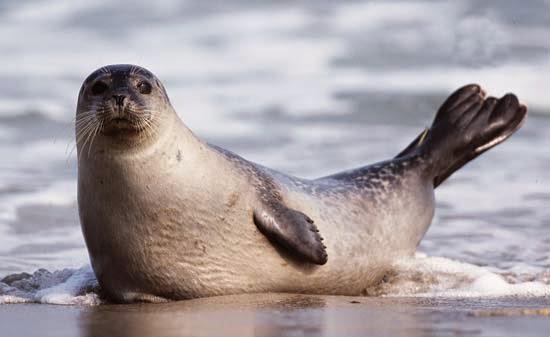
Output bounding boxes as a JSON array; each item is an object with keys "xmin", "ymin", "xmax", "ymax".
[
  {"xmin": 137, "ymin": 81, "xmax": 152, "ymax": 95},
  {"xmin": 91, "ymin": 81, "xmax": 108, "ymax": 95}
]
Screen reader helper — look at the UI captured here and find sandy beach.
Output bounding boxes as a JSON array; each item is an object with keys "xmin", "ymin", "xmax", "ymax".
[{"xmin": 1, "ymin": 294, "xmax": 549, "ymax": 337}]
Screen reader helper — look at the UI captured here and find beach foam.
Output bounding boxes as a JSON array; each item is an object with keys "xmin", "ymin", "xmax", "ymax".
[
  {"xmin": 0, "ymin": 265, "xmax": 100, "ymax": 305},
  {"xmin": 2, "ymin": 255, "xmax": 549, "ymax": 305},
  {"xmin": 373, "ymin": 253, "xmax": 550, "ymax": 298}
]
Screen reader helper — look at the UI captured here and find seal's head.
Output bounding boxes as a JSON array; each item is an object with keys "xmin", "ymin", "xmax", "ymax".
[{"xmin": 76, "ymin": 64, "xmax": 172, "ymax": 151}]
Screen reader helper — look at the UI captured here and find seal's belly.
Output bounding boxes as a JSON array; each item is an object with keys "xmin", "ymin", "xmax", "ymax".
[
  {"xmin": 79, "ymin": 174, "xmax": 279, "ymax": 301},
  {"xmin": 80, "ymin": 160, "xmax": 434, "ymax": 301}
]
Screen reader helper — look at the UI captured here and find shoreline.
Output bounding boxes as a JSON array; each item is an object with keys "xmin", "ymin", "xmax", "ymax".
[{"xmin": 1, "ymin": 294, "xmax": 549, "ymax": 337}]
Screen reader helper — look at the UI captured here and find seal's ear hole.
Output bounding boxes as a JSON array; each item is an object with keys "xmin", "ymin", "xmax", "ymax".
[
  {"xmin": 91, "ymin": 81, "xmax": 108, "ymax": 95},
  {"xmin": 137, "ymin": 81, "xmax": 152, "ymax": 95}
]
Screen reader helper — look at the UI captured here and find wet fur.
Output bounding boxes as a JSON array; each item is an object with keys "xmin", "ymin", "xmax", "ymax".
[{"xmin": 76, "ymin": 65, "xmax": 526, "ymax": 302}]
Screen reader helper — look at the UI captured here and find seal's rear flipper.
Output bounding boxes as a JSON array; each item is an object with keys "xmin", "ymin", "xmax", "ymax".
[
  {"xmin": 397, "ymin": 84, "xmax": 527, "ymax": 187},
  {"xmin": 254, "ymin": 207, "xmax": 328, "ymax": 265}
]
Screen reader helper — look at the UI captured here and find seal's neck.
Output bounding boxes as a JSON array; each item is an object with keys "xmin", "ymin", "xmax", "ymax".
[{"xmin": 77, "ymin": 108, "xmax": 204, "ymax": 163}]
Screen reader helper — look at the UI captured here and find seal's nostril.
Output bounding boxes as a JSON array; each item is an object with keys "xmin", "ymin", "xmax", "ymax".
[{"xmin": 112, "ymin": 95, "xmax": 126, "ymax": 106}]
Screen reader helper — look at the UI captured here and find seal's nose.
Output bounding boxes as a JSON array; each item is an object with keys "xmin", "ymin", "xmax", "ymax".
[{"xmin": 112, "ymin": 95, "xmax": 126, "ymax": 107}]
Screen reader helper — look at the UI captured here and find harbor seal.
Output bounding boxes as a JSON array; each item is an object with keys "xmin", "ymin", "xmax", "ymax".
[{"xmin": 76, "ymin": 64, "xmax": 527, "ymax": 303}]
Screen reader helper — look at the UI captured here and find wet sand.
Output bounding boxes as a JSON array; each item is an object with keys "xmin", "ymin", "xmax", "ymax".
[{"xmin": 1, "ymin": 294, "xmax": 549, "ymax": 337}]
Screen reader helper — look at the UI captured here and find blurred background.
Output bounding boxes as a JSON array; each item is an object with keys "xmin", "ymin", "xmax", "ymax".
[{"xmin": 0, "ymin": 0, "xmax": 548, "ymax": 286}]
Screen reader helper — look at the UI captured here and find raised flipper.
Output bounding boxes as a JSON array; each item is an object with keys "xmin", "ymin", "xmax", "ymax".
[
  {"xmin": 253, "ymin": 205, "xmax": 328, "ymax": 265},
  {"xmin": 396, "ymin": 84, "xmax": 527, "ymax": 187},
  {"xmin": 395, "ymin": 127, "xmax": 429, "ymax": 158}
]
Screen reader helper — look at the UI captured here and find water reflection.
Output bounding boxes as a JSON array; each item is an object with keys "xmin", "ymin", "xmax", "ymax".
[
  {"xmin": 79, "ymin": 294, "xmax": 538, "ymax": 337},
  {"xmin": 1, "ymin": 294, "xmax": 547, "ymax": 337},
  {"xmin": 78, "ymin": 294, "xmax": 327, "ymax": 337}
]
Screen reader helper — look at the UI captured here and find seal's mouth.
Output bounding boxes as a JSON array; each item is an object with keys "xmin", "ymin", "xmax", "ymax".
[
  {"xmin": 101, "ymin": 114, "xmax": 147, "ymax": 136},
  {"xmin": 111, "ymin": 117, "xmax": 134, "ymax": 127}
]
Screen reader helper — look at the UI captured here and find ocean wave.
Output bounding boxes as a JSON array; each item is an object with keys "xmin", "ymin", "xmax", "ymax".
[
  {"xmin": 1, "ymin": 0, "xmax": 549, "ymax": 127},
  {"xmin": 0, "ymin": 265, "xmax": 100, "ymax": 305},
  {"xmin": 2, "ymin": 255, "xmax": 549, "ymax": 305},
  {"xmin": 0, "ymin": 180, "xmax": 83, "ymax": 264},
  {"xmin": 0, "ymin": 0, "xmax": 548, "ymax": 306},
  {"xmin": 371, "ymin": 253, "xmax": 550, "ymax": 298}
]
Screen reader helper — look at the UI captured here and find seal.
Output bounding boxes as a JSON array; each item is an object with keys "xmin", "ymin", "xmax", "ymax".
[{"xmin": 76, "ymin": 64, "xmax": 527, "ymax": 303}]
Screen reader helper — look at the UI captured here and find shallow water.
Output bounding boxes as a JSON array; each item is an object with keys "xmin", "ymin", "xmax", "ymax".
[
  {"xmin": 2, "ymin": 294, "xmax": 550, "ymax": 337},
  {"xmin": 0, "ymin": 0, "xmax": 549, "ymax": 302}
]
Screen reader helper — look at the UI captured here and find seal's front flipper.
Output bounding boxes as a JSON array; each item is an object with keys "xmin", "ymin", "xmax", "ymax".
[{"xmin": 253, "ymin": 207, "xmax": 328, "ymax": 265}]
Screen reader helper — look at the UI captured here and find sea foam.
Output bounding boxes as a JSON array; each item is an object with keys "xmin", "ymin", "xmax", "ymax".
[
  {"xmin": 0, "ymin": 265, "xmax": 100, "ymax": 305},
  {"xmin": 2, "ymin": 255, "xmax": 549, "ymax": 306}
]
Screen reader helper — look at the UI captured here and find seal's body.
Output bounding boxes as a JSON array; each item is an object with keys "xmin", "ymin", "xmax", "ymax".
[{"xmin": 76, "ymin": 65, "xmax": 527, "ymax": 303}]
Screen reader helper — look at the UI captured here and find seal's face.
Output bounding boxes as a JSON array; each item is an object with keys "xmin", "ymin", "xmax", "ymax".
[{"xmin": 76, "ymin": 64, "xmax": 170, "ymax": 149}]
